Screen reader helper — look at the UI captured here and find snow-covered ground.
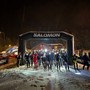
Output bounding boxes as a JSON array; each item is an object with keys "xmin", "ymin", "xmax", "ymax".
[{"xmin": 0, "ymin": 65, "xmax": 90, "ymax": 90}]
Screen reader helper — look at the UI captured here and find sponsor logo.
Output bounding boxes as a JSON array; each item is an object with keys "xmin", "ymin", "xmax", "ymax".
[{"xmin": 33, "ymin": 33, "xmax": 60, "ymax": 38}]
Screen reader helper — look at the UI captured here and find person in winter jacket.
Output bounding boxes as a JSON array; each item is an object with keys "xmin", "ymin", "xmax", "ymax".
[
  {"xmin": 24, "ymin": 52, "xmax": 30, "ymax": 68},
  {"xmin": 82, "ymin": 53, "xmax": 89, "ymax": 70},
  {"xmin": 32, "ymin": 51, "xmax": 38, "ymax": 69}
]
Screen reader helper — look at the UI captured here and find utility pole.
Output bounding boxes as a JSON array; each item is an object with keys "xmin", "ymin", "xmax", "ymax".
[
  {"xmin": 0, "ymin": 31, "xmax": 6, "ymax": 50},
  {"xmin": 19, "ymin": 4, "xmax": 26, "ymax": 65}
]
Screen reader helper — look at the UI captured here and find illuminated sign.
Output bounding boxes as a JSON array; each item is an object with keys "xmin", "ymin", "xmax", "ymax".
[{"xmin": 33, "ymin": 33, "xmax": 60, "ymax": 38}]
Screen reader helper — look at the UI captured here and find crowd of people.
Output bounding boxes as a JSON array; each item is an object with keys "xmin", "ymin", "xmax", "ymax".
[
  {"xmin": 72, "ymin": 52, "xmax": 90, "ymax": 70},
  {"xmin": 79, "ymin": 52, "xmax": 90, "ymax": 70},
  {"xmin": 16, "ymin": 50, "xmax": 70, "ymax": 71},
  {"xmin": 16, "ymin": 50, "xmax": 90, "ymax": 71}
]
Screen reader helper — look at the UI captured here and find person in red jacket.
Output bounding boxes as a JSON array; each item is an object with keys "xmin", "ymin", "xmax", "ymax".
[{"xmin": 32, "ymin": 51, "xmax": 38, "ymax": 69}]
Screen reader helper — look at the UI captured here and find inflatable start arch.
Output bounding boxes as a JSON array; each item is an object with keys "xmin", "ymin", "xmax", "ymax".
[{"xmin": 18, "ymin": 31, "xmax": 74, "ymax": 65}]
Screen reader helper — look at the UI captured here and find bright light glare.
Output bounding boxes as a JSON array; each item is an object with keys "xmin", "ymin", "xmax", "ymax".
[
  {"xmin": 61, "ymin": 48, "xmax": 65, "ymax": 51},
  {"xmin": 1, "ymin": 51, "xmax": 6, "ymax": 54},
  {"xmin": 14, "ymin": 52, "xmax": 18, "ymax": 55},
  {"xmin": 45, "ymin": 49, "xmax": 47, "ymax": 52},
  {"xmin": 75, "ymin": 72, "xmax": 81, "ymax": 75},
  {"xmin": 49, "ymin": 53, "xmax": 51, "ymax": 54},
  {"xmin": 9, "ymin": 44, "xmax": 11, "ymax": 47}
]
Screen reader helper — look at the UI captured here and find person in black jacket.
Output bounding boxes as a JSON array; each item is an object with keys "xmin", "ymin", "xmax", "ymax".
[
  {"xmin": 63, "ymin": 52, "xmax": 69, "ymax": 71},
  {"xmin": 24, "ymin": 52, "xmax": 30, "ymax": 68},
  {"xmin": 55, "ymin": 52, "xmax": 60, "ymax": 70},
  {"xmin": 88, "ymin": 52, "xmax": 90, "ymax": 61},
  {"xmin": 16, "ymin": 52, "xmax": 21, "ymax": 67},
  {"xmin": 82, "ymin": 53, "xmax": 89, "ymax": 70}
]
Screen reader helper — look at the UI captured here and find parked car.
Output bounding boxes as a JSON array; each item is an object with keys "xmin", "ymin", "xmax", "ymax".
[{"xmin": 0, "ymin": 53, "xmax": 9, "ymax": 65}]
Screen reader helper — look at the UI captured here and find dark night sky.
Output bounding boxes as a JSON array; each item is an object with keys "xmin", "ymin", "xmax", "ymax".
[{"xmin": 0, "ymin": 0, "xmax": 90, "ymax": 40}]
